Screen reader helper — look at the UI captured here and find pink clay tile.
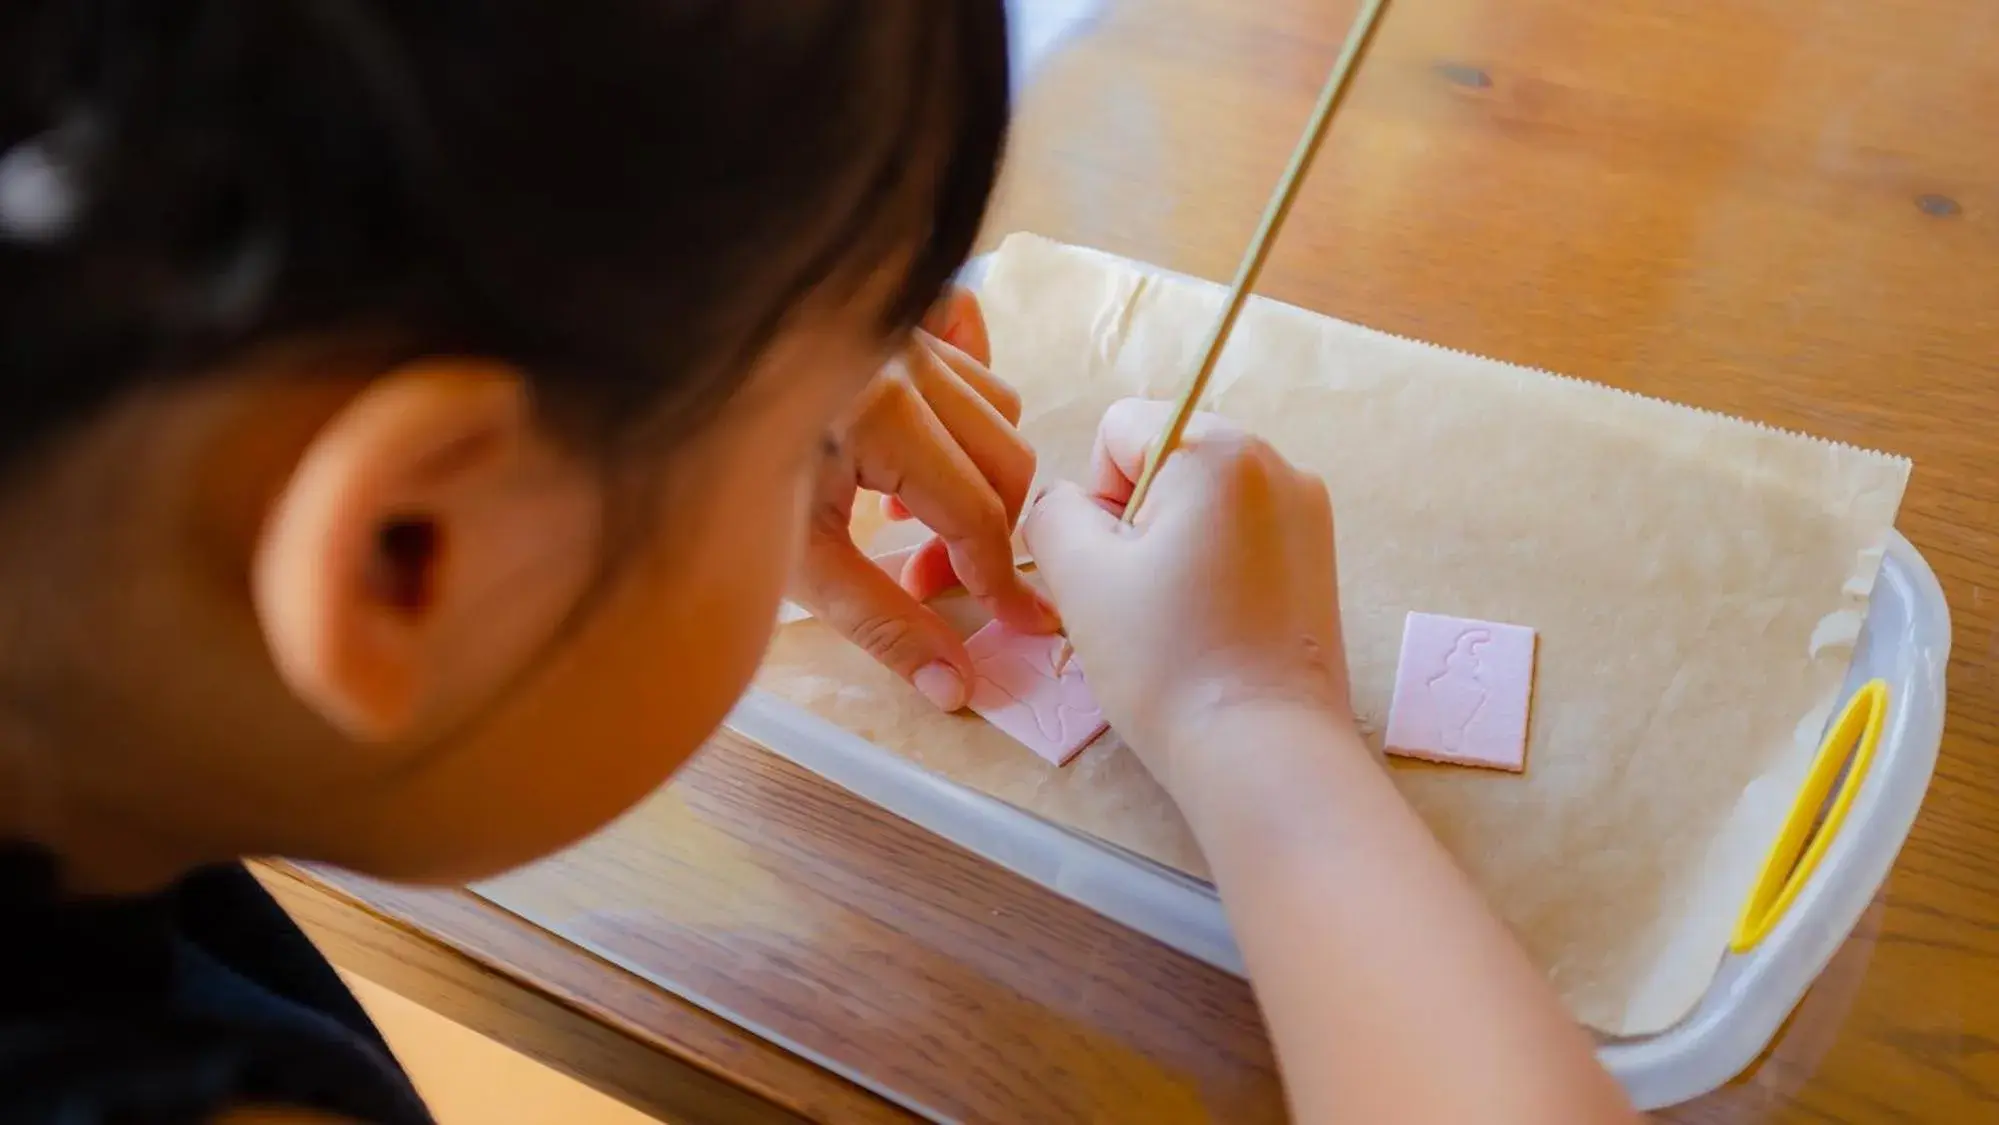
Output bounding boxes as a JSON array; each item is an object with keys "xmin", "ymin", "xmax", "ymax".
[
  {"xmin": 1383, "ymin": 612, "xmax": 1537, "ymax": 772},
  {"xmin": 964, "ymin": 622, "xmax": 1108, "ymax": 766}
]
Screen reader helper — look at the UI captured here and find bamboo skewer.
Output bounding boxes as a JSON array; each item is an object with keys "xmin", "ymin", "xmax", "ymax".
[{"xmin": 1120, "ymin": 0, "xmax": 1394, "ymax": 522}]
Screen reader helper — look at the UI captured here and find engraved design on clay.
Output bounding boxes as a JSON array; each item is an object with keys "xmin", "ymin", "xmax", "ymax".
[
  {"xmin": 1424, "ymin": 628, "xmax": 1493, "ymax": 752},
  {"xmin": 1383, "ymin": 612, "xmax": 1536, "ymax": 772},
  {"xmin": 964, "ymin": 623, "xmax": 1108, "ymax": 765}
]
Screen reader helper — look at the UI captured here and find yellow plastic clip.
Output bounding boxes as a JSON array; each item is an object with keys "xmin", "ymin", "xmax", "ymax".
[{"xmin": 1730, "ymin": 679, "xmax": 1890, "ymax": 954}]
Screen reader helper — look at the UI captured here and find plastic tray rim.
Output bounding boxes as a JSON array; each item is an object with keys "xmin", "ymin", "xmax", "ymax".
[{"xmin": 731, "ymin": 528, "xmax": 1946, "ymax": 1111}]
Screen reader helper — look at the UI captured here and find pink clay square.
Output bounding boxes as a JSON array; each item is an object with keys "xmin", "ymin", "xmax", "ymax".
[
  {"xmin": 964, "ymin": 622, "xmax": 1108, "ymax": 767},
  {"xmin": 1384, "ymin": 612, "xmax": 1537, "ymax": 772}
]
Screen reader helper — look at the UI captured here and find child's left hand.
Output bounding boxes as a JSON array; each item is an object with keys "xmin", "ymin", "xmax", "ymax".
[{"xmin": 788, "ymin": 288, "xmax": 1056, "ymax": 711}]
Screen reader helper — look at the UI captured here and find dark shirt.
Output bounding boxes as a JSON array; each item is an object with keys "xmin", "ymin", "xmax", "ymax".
[{"xmin": 0, "ymin": 844, "xmax": 433, "ymax": 1124}]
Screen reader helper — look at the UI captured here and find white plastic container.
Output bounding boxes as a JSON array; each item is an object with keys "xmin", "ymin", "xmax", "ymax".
[
  {"xmin": 731, "ymin": 529, "xmax": 1945, "ymax": 1112},
  {"xmin": 734, "ymin": 249, "xmax": 1951, "ymax": 1110},
  {"xmin": 1595, "ymin": 529, "xmax": 1948, "ymax": 1107}
]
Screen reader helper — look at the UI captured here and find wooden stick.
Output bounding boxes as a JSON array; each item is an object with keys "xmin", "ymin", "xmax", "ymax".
[{"xmin": 1121, "ymin": 0, "xmax": 1393, "ymax": 522}]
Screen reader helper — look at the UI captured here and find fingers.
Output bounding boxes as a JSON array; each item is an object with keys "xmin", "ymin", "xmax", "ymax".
[
  {"xmin": 793, "ymin": 536, "xmax": 973, "ymax": 710},
  {"xmin": 896, "ymin": 536, "xmax": 953, "ymax": 599},
  {"xmin": 875, "ymin": 323, "xmax": 1015, "ymax": 523},
  {"xmin": 1021, "ymin": 480, "xmax": 1127, "ymax": 587},
  {"xmin": 918, "ymin": 329, "xmax": 1020, "ymax": 423},
  {"xmin": 1091, "ymin": 398, "xmax": 1254, "ymax": 497},
  {"xmin": 848, "ymin": 373, "xmax": 1056, "ymax": 634},
  {"xmin": 923, "ymin": 286, "xmax": 992, "ymax": 367},
  {"xmin": 922, "ymin": 286, "xmax": 1013, "ymax": 423},
  {"xmin": 879, "ymin": 332, "xmax": 1019, "ymax": 524},
  {"xmin": 902, "ymin": 340, "xmax": 1034, "ymax": 522}
]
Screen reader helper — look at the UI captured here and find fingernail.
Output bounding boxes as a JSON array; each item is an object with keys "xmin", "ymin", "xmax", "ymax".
[{"xmin": 914, "ymin": 662, "xmax": 967, "ymax": 711}]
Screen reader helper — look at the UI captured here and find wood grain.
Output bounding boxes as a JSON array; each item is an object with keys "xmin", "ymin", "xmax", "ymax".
[
  {"xmin": 295, "ymin": 0, "xmax": 1999, "ymax": 1121},
  {"xmin": 255, "ymin": 862, "xmax": 906, "ymax": 1125},
  {"xmin": 474, "ymin": 735, "xmax": 1283, "ymax": 1124}
]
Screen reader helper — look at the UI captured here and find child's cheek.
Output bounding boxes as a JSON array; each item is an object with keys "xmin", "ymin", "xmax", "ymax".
[
  {"xmin": 789, "ymin": 458, "xmax": 816, "ymax": 546},
  {"xmin": 760, "ymin": 447, "xmax": 823, "ymax": 612}
]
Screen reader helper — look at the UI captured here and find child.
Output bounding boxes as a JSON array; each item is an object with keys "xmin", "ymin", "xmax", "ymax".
[{"xmin": 0, "ymin": 3, "xmax": 1634, "ymax": 1122}]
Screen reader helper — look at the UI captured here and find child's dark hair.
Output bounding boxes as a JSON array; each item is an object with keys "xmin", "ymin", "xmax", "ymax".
[{"xmin": 0, "ymin": 0, "xmax": 1009, "ymax": 462}]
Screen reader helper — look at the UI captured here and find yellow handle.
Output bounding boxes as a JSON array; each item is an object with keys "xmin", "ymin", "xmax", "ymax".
[{"xmin": 1730, "ymin": 679, "xmax": 1889, "ymax": 954}]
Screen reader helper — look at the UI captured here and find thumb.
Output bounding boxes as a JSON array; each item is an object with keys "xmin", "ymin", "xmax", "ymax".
[
  {"xmin": 795, "ymin": 539, "xmax": 973, "ymax": 710},
  {"xmin": 1022, "ymin": 480, "xmax": 1127, "ymax": 592}
]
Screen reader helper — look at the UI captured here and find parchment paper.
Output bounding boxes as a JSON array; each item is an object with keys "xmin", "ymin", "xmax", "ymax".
[{"xmin": 755, "ymin": 233, "xmax": 1910, "ymax": 1036}]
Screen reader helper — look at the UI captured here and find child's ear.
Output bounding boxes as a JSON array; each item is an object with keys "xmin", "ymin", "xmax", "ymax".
[{"xmin": 252, "ymin": 359, "xmax": 603, "ymax": 743}]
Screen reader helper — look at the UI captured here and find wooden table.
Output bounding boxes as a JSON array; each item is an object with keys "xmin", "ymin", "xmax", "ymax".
[{"xmin": 276, "ymin": 0, "xmax": 1999, "ymax": 1120}]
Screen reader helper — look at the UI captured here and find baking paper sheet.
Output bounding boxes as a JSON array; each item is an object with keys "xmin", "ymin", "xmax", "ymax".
[{"xmin": 755, "ymin": 234, "xmax": 1909, "ymax": 1036}]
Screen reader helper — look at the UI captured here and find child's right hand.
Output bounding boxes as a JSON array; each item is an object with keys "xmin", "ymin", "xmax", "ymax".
[
  {"xmin": 1023, "ymin": 399, "xmax": 1353, "ymax": 796},
  {"xmin": 1032, "ymin": 402, "xmax": 1636, "ymax": 1125}
]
